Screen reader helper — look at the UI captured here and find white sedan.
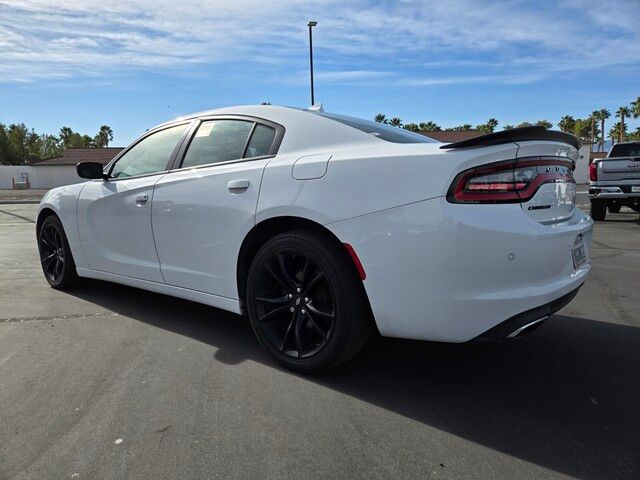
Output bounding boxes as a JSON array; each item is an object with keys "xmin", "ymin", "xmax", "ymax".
[{"xmin": 37, "ymin": 105, "xmax": 592, "ymax": 372}]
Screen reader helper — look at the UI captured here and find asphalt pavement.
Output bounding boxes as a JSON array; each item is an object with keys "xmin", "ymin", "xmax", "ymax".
[{"xmin": 0, "ymin": 201, "xmax": 638, "ymax": 480}]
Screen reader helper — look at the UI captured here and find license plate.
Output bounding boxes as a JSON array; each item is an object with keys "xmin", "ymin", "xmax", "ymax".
[
  {"xmin": 572, "ymin": 234, "xmax": 586, "ymax": 269},
  {"xmin": 632, "ymin": 186, "xmax": 640, "ymax": 193}
]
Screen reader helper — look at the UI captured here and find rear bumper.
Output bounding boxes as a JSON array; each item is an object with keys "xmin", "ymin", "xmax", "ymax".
[
  {"xmin": 473, "ymin": 285, "xmax": 581, "ymax": 341},
  {"xmin": 327, "ymin": 197, "xmax": 592, "ymax": 342},
  {"xmin": 589, "ymin": 185, "xmax": 640, "ymax": 199}
]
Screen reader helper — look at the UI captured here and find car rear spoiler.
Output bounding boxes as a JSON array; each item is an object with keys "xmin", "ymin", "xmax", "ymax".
[{"xmin": 439, "ymin": 126, "xmax": 580, "ymax": 150}]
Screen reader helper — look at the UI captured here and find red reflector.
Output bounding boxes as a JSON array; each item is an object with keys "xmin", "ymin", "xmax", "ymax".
[
  {"xmin": 589, "ymin": 162, "xmax": 597, "ymax": 181},
  {"xmin": 343, "ymin": 243, "xmax": 366, "ymax": 281}
]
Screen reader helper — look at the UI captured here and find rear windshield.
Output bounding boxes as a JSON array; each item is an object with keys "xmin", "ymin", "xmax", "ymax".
[
  {"xmin": 609, "ymin": 143, "xmax": 640, "ymax": 158},
  {"xmin": 310, "ymin": 111, "xmax": 437, "ymax": 144}
]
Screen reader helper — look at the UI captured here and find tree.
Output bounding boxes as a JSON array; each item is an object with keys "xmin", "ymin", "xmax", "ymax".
[
  {"xmin": 535, "ymin": 120, "xmax": 553, "ymax": 129},
  {"xmin": 418, "ymin": 121, "xmax": 441, "ymax": 131},
  {"xmin": 598, "ymin": 109, "xmax": 610, "ymax": 152},
  {"xmin": 628, "ymin": 127, "xmax": 640, "ymax": 141},
  {"xmin": 615, "ymin": 106, "xmax": 630, "ymax": 142},
  {"xmin": 516, "ymin": 121, "xmax": 534, "ymax": 128},
  {"xmin": 388, "ymin": 117, "xmax": 403, "ymax": 127},
  {"xmin": 503, "ymin": 124, "xmax": 515, "ymax": 130},
  {"xmin": 94, "ymin": 125, "xmax": 114, "ymax": 148},
  {"xmin": 589, "ymin": 111, "xmax": 599, "ymax": 151},
  {"xmin": 558, "ymin": 115, "xmax": 575, "ymax": 133},
  {"xmin": 572, "ymin": 118, "xmax": 598, "ymax": 142},
  {"xmin": 448, "ymin": 124, "xmax": 473, "ymax": 131},
  {"xmin": 631, "ymin": 97, "xmax": 640, "ymax": 119},
  {"xmin": 403, "ymin": 123, "xmax": 420, "ymax": 132},
  {"xmin": 476, "ymin": 118, "xmax": 499, "ymax": 134},
  {"xmin": 609, "ymin": 122, "xmax": 627, "ymax": 145},
  {"xmin": 374, "ymin": 114, "xmax": 387, "ymax": 124}
]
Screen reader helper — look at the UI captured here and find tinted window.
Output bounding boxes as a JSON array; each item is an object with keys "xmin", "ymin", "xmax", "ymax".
[
  {"xmin": 609, "ymin": 143, "xmax": 640, "ymax": 158},
  {"xmin": 111, "ymin": 124, "xmax": 188, "ymax": 178},
  {"xmin": 311, "ymin": 111, "xmax": 437, "ymax": 144},
  {"xmin": 182, "ymin": 120, "xmax": 253, "ymax": 168},
  {"xmin": 246, "ymin": 124, "xmax": 276, "ymax": 158}
]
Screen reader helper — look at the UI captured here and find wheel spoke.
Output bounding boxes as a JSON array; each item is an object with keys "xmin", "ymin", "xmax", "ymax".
[
  {"xmin": 306, "ymin": 310, "xmax": 329, "ymax": 339},
  {"xmin": 42, "ymin": 253, "xmax": 56, "ymax": 263},
  {"xmin": 257, "ymin": 305, "xmax": 289, "ymax": 323},
  {"xmin": 299, "ymin": 255, "xmax": 309, "ymax": 285},
  {"xmin": 277, "ymin": 253, "xmax": 297, "ymax": 288},
  {"xmin": 265, "ymin": 264, "xmax": 288, "ymax": 289},
  {"xmin": 302, "ymin": 272, "xmax": 324, "ymax": 297},
  {"xmin": 294, "ymin": 312, "xmax": 305, "ymax": 357},
  {"xmin": 256, "ymin": 295, "xmax": 289, "ymax": 305},
  {"xmin": 306, "ymin": 304, "xmax": 334, "ymax": 321},
  {"xmin": 41, "ymin": 237, "xmax": 54, "ymax": 249},
  {"xmin": 280, "ymin": 311, "xmax": 297, "ymax": 351}
]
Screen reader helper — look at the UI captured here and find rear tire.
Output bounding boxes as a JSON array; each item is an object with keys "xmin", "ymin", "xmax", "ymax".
[
  {"xmin": 246, "ymin": 230, "xmax": 371, "ymax": 373},
  {"xmin": 37, "ymin": 215, "xmax": 78, "ymax": 290},
  {"xmin": 590, "ymin": 199, "xmax": 606, "ymax": 221},
  {"xmin": 608, "ymin": 203, "xmax": 621, "ymax": 213}
]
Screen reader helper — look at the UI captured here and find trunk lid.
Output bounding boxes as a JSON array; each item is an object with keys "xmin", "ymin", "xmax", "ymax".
[{"xmin": 515, "ymin": 140, "xmax": 578, "ymax": 224}]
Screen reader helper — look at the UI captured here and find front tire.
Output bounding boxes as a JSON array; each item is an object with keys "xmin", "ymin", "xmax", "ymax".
[
  {"xmin": 38, "ymin": 215, "xmax": 78, "ymax": 289},
  {"xmin": 590, "ymin": 199, "xmax": 606, "ymax": 221},
  {"xmin": 246, "ymin": 230, "xmax": 371, "ymax": 373}
]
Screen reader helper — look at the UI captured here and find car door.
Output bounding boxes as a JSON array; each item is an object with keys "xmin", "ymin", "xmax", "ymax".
[
  {"xmin": 152, "ymin": 117, "xmax": 283, "ymax": 298},
  {"xmin": 77, "ymin": 122, "xmax": 192, "ymax": 282}
]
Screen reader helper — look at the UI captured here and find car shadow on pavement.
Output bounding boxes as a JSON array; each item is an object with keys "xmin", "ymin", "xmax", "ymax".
[{"xmin": 68, "ymin": 279, "xmax": 640, "ymax": 480}]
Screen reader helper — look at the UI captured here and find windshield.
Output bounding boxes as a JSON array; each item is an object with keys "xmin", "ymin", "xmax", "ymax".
[
  {"xmin": 310, "ymin": 111, "xmax": 437, "ymax": 144},
  {"xmin": 609, "ymin": 143, "xmax": 640, "ymax": 158}
]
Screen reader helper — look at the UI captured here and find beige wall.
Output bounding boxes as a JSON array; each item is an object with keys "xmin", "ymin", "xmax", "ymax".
[{"xmin": 0, "ymin": 165, "xmax": 84, "ymax": 189}]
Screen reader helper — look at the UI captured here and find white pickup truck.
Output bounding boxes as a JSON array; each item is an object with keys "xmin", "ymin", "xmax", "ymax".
[{"xmin": 589, "ymin": 142, "xmax": 640, "ymax": 220}]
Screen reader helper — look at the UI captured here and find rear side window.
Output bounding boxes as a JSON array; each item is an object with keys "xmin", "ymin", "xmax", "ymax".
[
  {"xmin": 311, "ymin": 111, "xmax": 437, "ymax": 144},
  {"xmin": 182, "ymin": 120, "xmax": 253, "ymax": 168},
  {"xmin": 609, "ymin": 144, "xmax": 640, "ymax": 158},
  {"xmin": 246, "ymin": 124, "xmax": 276, "ymax": 158}
]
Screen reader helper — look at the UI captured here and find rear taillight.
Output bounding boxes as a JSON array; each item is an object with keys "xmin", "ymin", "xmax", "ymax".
[
  {"xmin": 589, "ymin": 162, "xmax": 597, "ymax": 181},
  {"xmin": 447, "ymin": 157, "xmax": 575, "ymax": 204}
]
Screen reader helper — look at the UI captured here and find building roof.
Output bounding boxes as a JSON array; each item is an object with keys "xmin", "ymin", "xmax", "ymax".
[
  {"xmin": 420, "ymin": 130, "xmax": 483, "ymax": 143},
  {"xmin": 33, "ymin": 147, "xmax": 124, "ymax": 166}
]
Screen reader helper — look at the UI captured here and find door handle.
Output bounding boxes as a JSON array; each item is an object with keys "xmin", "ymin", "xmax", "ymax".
[
  {"xmin": 135, "ymin": 194, "xmax": 148, "ymax": 205},
  {"xmin": 227, "ymin": 179, "xmax": 250, "ymax": 191}
]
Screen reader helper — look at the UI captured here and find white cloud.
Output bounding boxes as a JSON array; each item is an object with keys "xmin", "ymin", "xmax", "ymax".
[{"xmin": 0, "ymin": 0, "xmax": 638, "ymax": 84}]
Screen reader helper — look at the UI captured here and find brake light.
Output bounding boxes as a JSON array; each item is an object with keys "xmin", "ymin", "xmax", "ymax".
[
  {"xmin": 589, "ymin": 162, "xmax": 597, "ymax": 181},
  {"xmin": 447, "ymin": 157, "xmax": 575, "ymax": 204}
]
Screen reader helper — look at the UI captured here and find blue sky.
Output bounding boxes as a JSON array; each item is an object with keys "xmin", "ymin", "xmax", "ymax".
[{"xmin": 1, "ymin": 0, "xmax": 639, "ymax": 146}]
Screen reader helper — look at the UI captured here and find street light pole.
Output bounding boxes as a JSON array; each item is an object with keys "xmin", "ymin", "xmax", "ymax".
[{"xmin": 308, "ymin": 21, "xmax": 317, "ymax": 106}]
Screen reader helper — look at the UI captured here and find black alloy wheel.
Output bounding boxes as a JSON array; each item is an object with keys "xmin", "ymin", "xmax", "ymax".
[
  {"xmin": 38, "ymin": 215, "xmax": 77, "ymax": 289},
  {"xmin": 253, "ymin": 250, "xmax": 336, "ymax": 359},
  {"xmin": 246, "ymin": 230, "xmax": 371, "ymax": 372}
]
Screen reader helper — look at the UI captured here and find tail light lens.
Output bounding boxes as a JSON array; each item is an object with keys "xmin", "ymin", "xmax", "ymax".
[
  {"xmin": 589, "ymin": 162, "xmax": 597, "ymax": 181},
  {"xmin": 447, "ymin": 158, "xmax": 575, "ymax": 204}
]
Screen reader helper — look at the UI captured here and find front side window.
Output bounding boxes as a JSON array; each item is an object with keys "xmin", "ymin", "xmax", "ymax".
[
  {"xmin": 182, "ymin": 120, "xmax": 253, "ymax": 168},
  {"xmin": 110, "ymin": 124, "xmax": 188, "ymax": 178}
]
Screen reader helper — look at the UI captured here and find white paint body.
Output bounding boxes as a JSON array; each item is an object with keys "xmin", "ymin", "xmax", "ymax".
[{"xmin": 39, "ymin": 105, "xmax": 592, "ymax": 342}]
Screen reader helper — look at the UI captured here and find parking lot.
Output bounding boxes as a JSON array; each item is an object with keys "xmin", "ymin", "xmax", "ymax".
[{"xmin": 1, "ymin": 201, "xmax": 638, "ymax": 479}]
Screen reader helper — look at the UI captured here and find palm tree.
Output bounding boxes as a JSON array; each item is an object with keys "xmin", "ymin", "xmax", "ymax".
[
  {"xmin": 418, "ymin": 121, "xmax": 441, "ymax": 131},
  {"xmin": 486, "ymin": 118, "xmax": 499, "ymax": 133},
  {"xmin": 558, "ymin": 115, "xmax": 575, "ymax": 133},
  {"xmin": 589, "ymin": 111, "xmax": 599, "ymax": 152},
  {"xmin": 615, "ymin": 107, "xmax": 630, "ymax": 142},
  {"xmin": 374, "ymin": 114, "xmax": 387, "ymax": 124},
  {"xmin": 598, "ymin": 109, "xmax": 610, "ymax": 152},
  {"xmin": 631, "ymin": 97, "xmax": 640, "ymax": 119},
  {"xmin": 96, "ymin": 125, "xmax": 113, "ymax": 147},
  {"xmin": 535, "ymin": 120, "xmax": 553, "ymax": 129},
  {"xmin": 388, "ymin": 117, "xmax": 403, "ymax": 128},
  {"xmin": 503, "ymin": 124, "xmax": 515, "ymax": 130}
]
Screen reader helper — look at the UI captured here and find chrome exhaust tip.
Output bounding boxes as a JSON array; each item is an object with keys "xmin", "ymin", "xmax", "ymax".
[{"xmin": 506, "ymin": 315, "xmax": 549, "ymax": 339}]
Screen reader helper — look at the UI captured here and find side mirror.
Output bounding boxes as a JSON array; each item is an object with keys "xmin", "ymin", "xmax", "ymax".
[{"xmin": 76, "ymin": 162, "xmax": 106, "ymax": 180}]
